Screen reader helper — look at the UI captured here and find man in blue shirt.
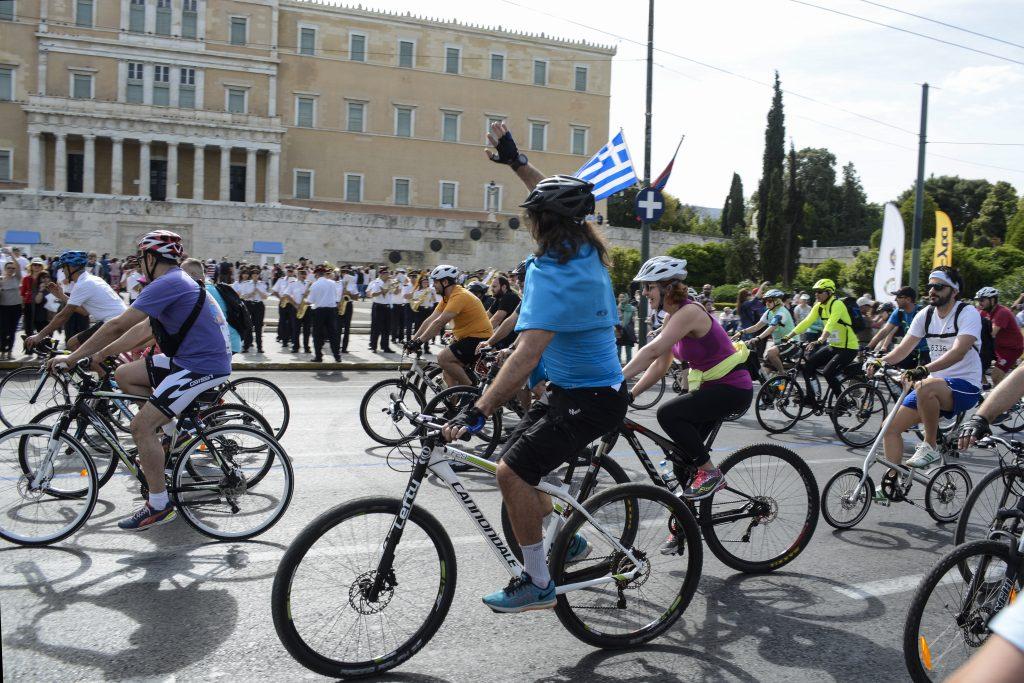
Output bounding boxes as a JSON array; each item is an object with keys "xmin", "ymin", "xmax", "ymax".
[
  {"xmin": 444, "ymin": 122, "xmax": 628, "ymax": 613},
  {"xmin": 868, "ymin": 286, "xmax": 930, "ymax": 369}
]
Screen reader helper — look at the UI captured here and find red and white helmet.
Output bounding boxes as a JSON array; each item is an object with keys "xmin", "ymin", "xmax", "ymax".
[{"xmin": 137, "ymin": 230, "xmax": 184, "ymax": 261}]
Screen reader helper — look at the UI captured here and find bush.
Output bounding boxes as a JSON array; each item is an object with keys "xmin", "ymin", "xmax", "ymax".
[
  {"xmin": 666, "ymin": 242, "xmax": 727, "ymax": 286},
  {"xmin": 712, "ymin": 283, "xmax": 739, "ymax": 304},
  {"xmin": 995, "ymin": 267, "xmax": 1024, "ymax": 303},
  {"xmin": 608, "ymin": 246, "xmax": 641, "ymax": 294},
  {"xmin": 840, "ymin": 250, "xmax": 878, "ymax": 296}
]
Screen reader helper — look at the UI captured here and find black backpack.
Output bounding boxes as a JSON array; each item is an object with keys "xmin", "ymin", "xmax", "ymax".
[
  {"xmin": 922, "ymin": 302, "xmax": 994, "ymax": 368},
  {"xmin": 215, "ymin": 282, "xmax": 253, "ymax": 346},
  {"xmin": 839, "ymin": 296, "xmax": 867, "ymax": 332},
  {"xmin": 150, "ymin": 285, "xmax": 207, "ymax": 358}
]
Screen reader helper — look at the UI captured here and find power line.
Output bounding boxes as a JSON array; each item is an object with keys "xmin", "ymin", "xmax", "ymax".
[
  {"xmin": 785, "ymin": 0, "xmax": 1024, "ymax": 68},
  {"xmin": 854, "ymin": 0, "xmax": 1024, "ymax": 52},
  {"xmin": 930, "ymin": 141, "xmax": 1024, "ymax": 147}
]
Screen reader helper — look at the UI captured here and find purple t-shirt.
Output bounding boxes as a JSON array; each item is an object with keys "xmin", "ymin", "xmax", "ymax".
[{"xmin": 132, "ymin": 268, "xmax": 232, "ymax": 375}]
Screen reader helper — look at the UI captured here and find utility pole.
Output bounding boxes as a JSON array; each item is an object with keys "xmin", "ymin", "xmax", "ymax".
[
  {"xmin": 909, "ymin": 83, "xmax": 929, "ymax": 290},
  {"xmin": 638, "ymin": 0, "xmax": 654, "ymax": 346}
]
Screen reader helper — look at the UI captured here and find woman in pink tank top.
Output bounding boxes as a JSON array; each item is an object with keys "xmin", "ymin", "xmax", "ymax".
[{"xmin": 622, "ymin": 257, "xmax": 753, "ymax": 507}]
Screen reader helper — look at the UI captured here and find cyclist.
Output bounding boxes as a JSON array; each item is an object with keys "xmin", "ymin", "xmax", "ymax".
[
  {"xmin": 783, "ymin": 278, "xmax": 858, "ymax": 407},
  {"xmin": 624, "ymin": 256, "xmax": 751, "ymax": 509},
  {"xmin": 486, "ymin": 275, "xmax": 521, "ymax": 350},
  {"xmin": 734, "ymin": 288, "xmax": 793, "ymax": 373},
  {"xmin": 867, "ymin": 286, "xmax": 929, "ymax": 368},
  {"xmin": 976, "ymin": 286, "xmax": 1022, "ymax": 386},
  {"xmin": 407, "ymin": 264, "xmax": 493, "ymax": 388},
  {"xmin": 50, "ymin": 230, "xmax": 232, "ymax": 531},
  {"xmin": 25, "ymin": 250, "xmax": 126, "ymax": 352},
  {"xmin": 443, "ymin": 122, "xmax": 626, "ymax": 613},
  {"xmin": 868, "ymin": 266, "xmax": 982, "ymax": 469}
]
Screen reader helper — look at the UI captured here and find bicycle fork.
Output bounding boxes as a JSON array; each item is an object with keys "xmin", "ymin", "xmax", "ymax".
[{"xmin": 369, "ymin": 450, "xmax": 431, "ymax": 601}]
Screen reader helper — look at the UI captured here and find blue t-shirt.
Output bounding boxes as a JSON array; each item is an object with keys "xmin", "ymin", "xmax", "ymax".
[
  {"xmin": 206, "ymin": 283, "xmax": 242, "ymax": 353},
  {"xmin": 515, "ymin": 244, "xmax": 623, "ymax": 389},
  {"xmin": 888, "ymin": 306, "xmax": 928, "ymax": 353},
  {"xmin": 132, "ymin": 268, "xmax": 232, "ymax": 375}
]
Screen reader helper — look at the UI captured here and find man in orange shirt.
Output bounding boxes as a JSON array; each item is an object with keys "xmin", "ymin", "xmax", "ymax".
[{"xmin": 407, "ymin": 264, "xmax": 492, "ymax": 387}]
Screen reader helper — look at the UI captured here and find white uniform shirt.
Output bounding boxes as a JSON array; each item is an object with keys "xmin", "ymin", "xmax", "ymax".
[
  {"xmin": 908, "ymin": 302, "xmax": 984, "ymax": 387},
  {"xmin": 235, "ymin": 280, "xmax": 268, "ymax": 301},
  {"xmin": 367, "ymin": 278, "xmax": 389, "ymax": 305},
  {"xmin": 272, "ymin": 276, "xmax": 294, "ymax": 299},
  {"xmin": 67, "ymin": 271, "xmax": 127, "ymax": 322},
  {"xmin": 391, "ymin": 280, "xmax": 413, "ymax": 306},
  {"xmin": 308, "ymin": 277, "xmax": 340, "ymax": 309},
  {"xmin": 124, "ymin": 270, "xmax": 145, "ymax": 302},
  {"xmin": 286, "ymin": 280, "xmax": 309, "ymax": 304},
  {"xmin": 340, "ymin": 274, "xmax": 358, "ymax": 297}
]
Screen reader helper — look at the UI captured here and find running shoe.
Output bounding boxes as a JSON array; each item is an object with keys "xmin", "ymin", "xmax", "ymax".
[
  {"xmin": 117, "ymin": 502, "xmax": 176, "ymax": 531},
  {"xmin": 682, "ymin": 467, "xmax": 725, "ymax": 499},
  {"xmin": 660, "ymin": 533, "xmax": 682, "ymax": 556},
  {"xmin": 482, "ymin": 573, "xmax": 556, "ymax": 613},
  {"xmin": 565, "ymin": 533, "xmax": 591, "ymax": 562},
  {"xmin": 907, "ymin": 443, "xmax": 941, "ymax": 469}
]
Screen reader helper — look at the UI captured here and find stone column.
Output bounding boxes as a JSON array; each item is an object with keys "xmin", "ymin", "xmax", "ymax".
[
  {"xmin": 266, "ymin": 150, "xmax": 279, "ymax": 204},
  {"xmin": 54, "ymin": 133, "xmax": 67, "ymax": 192},
  {"xmin": 83, "ymin": 134, "xmax": 96, "ymax": 194},
  {"xmin": 110, "ymin": 137, "xmax": 123, "ymax": 195},
  {"xmin": 245, "ymin": 148, "xmax": 256, "ymax": 203},
  {"xmin": 166, "ymin": 141, "xmax": 178, "ymax": 199},
  {"xmin": 27, "ymin": 132, "xmax": 42, "ymax": 190},
  {"xmin": 219, "ymin": 145, "xmax": 231, "ymax": 201},
  {"xmin": 139, "ymin": 139, "xmax": 151, "ymax": 199},
  {"xmin": 192, "ymin": 144, "xmax": 204, "ymax": 200}
]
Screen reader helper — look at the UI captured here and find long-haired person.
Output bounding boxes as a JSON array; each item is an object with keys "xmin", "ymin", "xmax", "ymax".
[{"xmin": 0, "ymin": 261, "xmax": 23, "ymax": 359}]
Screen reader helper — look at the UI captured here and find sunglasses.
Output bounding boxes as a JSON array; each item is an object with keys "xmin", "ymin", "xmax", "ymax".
[{"xmin": 925, "ymin": 283, "xmax": 949, "ymax": 292}]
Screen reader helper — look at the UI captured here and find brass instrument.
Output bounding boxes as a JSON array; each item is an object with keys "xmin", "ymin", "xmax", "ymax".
[
  {"xmin": 338, "ymin": 294, "xmax": 352, "ymax": 316},
  {"xmin": 410, "ymin": 288, "xmax": 432, "ymax": 312},
  {"xmin": 296, "ymin": 293, "xmax": 310, "ymax": 319},
  {"xmin": 279, "ymin": 294, "xmax": 295, "ymax": 309}
]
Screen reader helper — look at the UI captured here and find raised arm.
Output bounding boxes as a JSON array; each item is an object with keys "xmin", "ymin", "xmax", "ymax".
[{"xmin": 486, "ymin": 122, "xmax": 545, "ymax": 192}]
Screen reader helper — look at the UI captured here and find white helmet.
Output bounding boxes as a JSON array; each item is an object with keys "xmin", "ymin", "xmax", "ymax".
[
  {"xmin": 430, "ymin": 264, "xmax": 460, "ymax": 282},
  {"xmin": 975, "ymin": 286, "xmax": 999, "ymax": 300},
  {"xmin": 633, "ymin": 256, "xmax": 688, "ymax": 283}
]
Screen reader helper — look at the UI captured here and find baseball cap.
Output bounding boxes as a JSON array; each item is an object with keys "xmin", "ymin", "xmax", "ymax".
[
  {"xmin": 799, "ymin": 293, "xmax": 811, "ymax": 301},
  {"xmin": 856, "ymin": 296, "xmax": 874, "ymax": 307},
  {"xmin": 891, "ymin": 286, "xmax": 917, "ymax": 299}
]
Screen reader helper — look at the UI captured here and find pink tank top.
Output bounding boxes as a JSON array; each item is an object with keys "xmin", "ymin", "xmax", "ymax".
[{"xmin": 672, "ymin": 302, "xmax": 752, "ymax": 390}]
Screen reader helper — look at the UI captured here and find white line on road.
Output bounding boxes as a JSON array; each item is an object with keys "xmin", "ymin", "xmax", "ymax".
[{"xmin": 833, "ymin": 572, "xmax": 956, "ymax": 600}]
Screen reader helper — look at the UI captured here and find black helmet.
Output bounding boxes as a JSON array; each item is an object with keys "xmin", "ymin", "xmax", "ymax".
[
  {"xmin": 467, "ymin": 281, "xmax": 488, "ymax": 296},
  {"xmin": 512, "ymin": 260, "xmax": 529, "ymax": 278},
  {"xmin": 519, "ymin": 175, "xmax": 596, "ymax": 219}
]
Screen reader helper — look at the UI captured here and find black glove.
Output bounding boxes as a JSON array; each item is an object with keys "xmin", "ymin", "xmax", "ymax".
[
  {"xmin": 488, "ymin": 132, "xmax": 521, "ymax": 167},
  {"xmin": 449, "ymin": 405, "xmax": 486, "ymax": 434},
  {"xmin": 404, "ymin": 339, "xmax": 423, "ymax": 354},
  {"xmin": 958, "ymin": 414, "xmax": 991, "ymax": 444},
  {"xmin": 904, "ymin": 365, "xmax": 930, "ymax": 381}
]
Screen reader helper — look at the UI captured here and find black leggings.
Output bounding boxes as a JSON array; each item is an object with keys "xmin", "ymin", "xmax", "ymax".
[
  {"xmin": 0, "ymin": 304, "xmax": 22, "ymax": 353},
  {"xmin": 656, "ymin": 379, "xmax": 752, "ymax": 471},
  {"xmin": 803, "ymin": 345, "xmax": 858, "ymax": 399}
]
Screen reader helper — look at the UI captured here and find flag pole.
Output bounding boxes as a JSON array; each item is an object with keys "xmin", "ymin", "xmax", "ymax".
[{"xmin": 638, "ymin": 0, "xmax": 654, "ymax": 347}]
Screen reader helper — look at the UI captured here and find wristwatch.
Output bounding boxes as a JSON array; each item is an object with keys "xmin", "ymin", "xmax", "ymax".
[{"xmin": 511, "ymin": 153, "xmax": 528, "ymax": 171}]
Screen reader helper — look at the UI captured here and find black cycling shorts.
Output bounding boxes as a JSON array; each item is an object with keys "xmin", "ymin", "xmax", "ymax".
[
  {"xmin": 448, "ymin": 337, "xmax": 488, "ymax": 366},
  {"xmin": 145, "ymin": 353, "xmax": 230, "ymax": 419},
  {"xmin": 71, "ymin": 321, "xmax": 105, "ymax": 346},
  {"xmin": 499, "ymin": 383, "xmax": 629, "ymax": 486}
]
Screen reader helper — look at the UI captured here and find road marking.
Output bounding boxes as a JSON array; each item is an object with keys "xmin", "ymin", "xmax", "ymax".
[{"xmin": 833, "ymin": 572, "xmax": 956, "ymax": 600}]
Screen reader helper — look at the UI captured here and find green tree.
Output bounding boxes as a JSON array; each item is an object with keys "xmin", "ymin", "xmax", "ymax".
[
  {"xmin": 839, "ymin": 249, "xmax": 878, "ymax": 295},
  {"xmin": 1005, "ymin": 197, "xmax": 1024, "ymax": 250},
  {"xmin": 838, "ymin": 162, "xmax": 869, "ymax": 243},
  {"xmin": 969, "ymin": 181, "xmax": 1019, "ymax": 243},
  {"xmin": 897, "ymin": 176, "xmax": 992, "ymax": 234},
  {"xmin": 811, "ymin": 258, "xmax": 844, "ymax": 288},
  {"xmin": 607, "ymin": 246, "xmax": 641, "ymax": 294},
  {"xmin": 725, "ymin": 234, "xmax": 759, "ymax": 283},
  {"xmin": 795, "ymin": 147, "xmax": 838, "ymax": 245},
  {"xmin": 721, "ymin": 173, "xmax": 745, "ymax": 237},
  {"xmin": 756, "ymin": 72, "xmax": 787, "ymax": 281},
  {"xmin": 666, "ymin": 242, "xmax": 728, "ymax": 286},
  {"xmin": 782, "ymin": 144, "xmax": 803, "ymax": 285},
  {"xmin": 899, "ymin": 191, "xmax": 938, "ymax": 244}
]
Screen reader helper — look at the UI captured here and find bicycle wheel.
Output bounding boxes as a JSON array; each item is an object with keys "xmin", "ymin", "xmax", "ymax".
[
  {"xmin": 925, "ymin": 464, "xmax": 971, "ymax": 523},
  {"xmin": 271, "ymin": 496, "xmax": 457, "ymax": 679},
  {"xmin": 0, "ymin": 425, "xmax": 98, "ymax": 546},
  {"xmin": 700, "ymin": 443, "xmax": 819, "ymax": 573},
  {"xmin": 499, "ymin": 453, "xmax": 631, "ymax": 562},
  {"xmin": 215, "ymin": 377, "xmax": 290, "ymax": 440},
  {"xmin": 550, "ymin": 483, "xmax": 703, "ymax": 648},
  {"xmin": 821, "ymin": 466, "xmax": 874, "ymax": 529},
  {"xmin": 755, "ymin": 375, "xmax": 803, "ymax": 433},
  {"xmin": 831, "ymin": 383, "xmax": 887, "ymax": 448},
  {"xmin": 953, "ymin": 464, "xmax": 1023, "ymax": 547},
  {"xmin": 171, "ymin": 425, "xmax": 293, "ymax": 540},
  {"xmin": 359, "ymin": 378, "xmax": 426, "ymax": 446},
  {"xmin": 0, "ymin": 367, "xmax": 72, "ymax": 428},
  {"xmin": 627, "ymin": 376, "xmax": 666, "ymax": 411},
  {"xmin": 995, "ymin": 399, "xmax": 1024, "ymax": 433},
  {"xmin": 422, "ymin": 386, "xmax": 502, "ymax": 460},
  {"xmin": 903, "ymin": 539, "xmax": 1016, "ymax": 683},
  {"xmin": 28, "ymin": 404, "xmax": 120, "ymax": 489}
]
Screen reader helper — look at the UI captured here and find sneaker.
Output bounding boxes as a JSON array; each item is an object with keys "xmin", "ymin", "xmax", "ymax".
[
  {"xmin": 566, "ymin": 533, "xmax": 591, "ymax": 563},
  {"xmin": 907, "ymin": 443, "xmax": 942, "ymax": 469},
  {"xmin": 117, "ymin": 502, "xmax": 176, "ymax": 531},
  {"xmin": 682, "ymin": 467, "xmax": 725, "ymax": 499},
  {"xmin": 660, "ymin": 533, "xmax": 682, "ymax": 556},
  {"xmin": 482, "ymin": 573, "xmax": 556, "ymax": 613}
]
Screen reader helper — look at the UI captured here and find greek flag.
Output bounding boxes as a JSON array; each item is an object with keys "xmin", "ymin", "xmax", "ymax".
[{"xmin": 574, "ymin": 130, "xmax": 639, "ymax": 200}]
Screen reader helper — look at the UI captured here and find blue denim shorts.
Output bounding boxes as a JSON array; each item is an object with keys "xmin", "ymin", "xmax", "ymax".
[{"xmin": 902, "ymin": 377, "xmax": 981, "ymax": 418}]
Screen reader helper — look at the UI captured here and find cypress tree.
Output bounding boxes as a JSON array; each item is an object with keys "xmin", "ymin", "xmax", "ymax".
[
  {"xmin": 783, "ymin": 144, "xmax": 803, "ymax": 286},
  {"xmin": 757, "ymin": 72, "xmax": 787, "ymax": 281},
  {"xmin": 721, "ymin": 173, "xmax": 745, "ymax": 237}
]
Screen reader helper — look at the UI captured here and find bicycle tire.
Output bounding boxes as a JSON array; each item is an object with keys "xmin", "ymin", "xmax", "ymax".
[
  {"xmin": 924, "ymin": 464, "xmax": 971, "ymax": 523},
  {"xmin": 27, "ymin": 404, "xmax": 120, "ymax": 489},
  {"xmin": 422, "ymin": 386, "xmax": 502, "ymax": 460},
  {"xmin": 821, "ymin": 466, "xmax": 874, "ymax": 529},
  {"xmin": 755, "ymin": 375, "xmax": 803, "ymax": 434},
  {"xmin": 358, "ymin": 378, "xmax": 426, "ymax": 446},
  {"xmin": 550, "ymin": 483, "xmax": 703, "ymax": 648},
  {"xmin": 831, "ymin": 383, "xmax": 888, "ymax": 449},
  {"xmin": 700, "ymin": 443, "xmax": 819, "ymax": 574},
  {"xmin": 215, "ymin": 376, "xmax": 290, "ymax": 440},
  {"xmin": 627, "ymin": 376, "xmax": 666, "ymax": 411},
  {"xmin": 0, "ymin": 367, "xmax": 72, "ymax": 428},
  {"xmin": 192, "ymin": 403, "xmax": 277, "ymax": 486},
  {"xmin": 271, "ymin": 496, "xmax": 457, "ymax": 679},
  {"xmin": 903, "ymin": 539, "xmax": 1015, "ymax": 683},
  {"xmin": 995, "ymin": 400, "xmax": 1024, "ymax": 433},
  {"xmin": 0, "ymin": 425, "xmax": 98, "ymax": 546},
  {"xmin": 953, "ymin": 464, "xmax": 1023, "ymax": 548}
]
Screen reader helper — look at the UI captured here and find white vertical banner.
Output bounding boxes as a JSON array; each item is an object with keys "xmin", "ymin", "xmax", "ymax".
[{"xmin": 874, "ymin": 203, "xmax": 905, "ymax": 304}]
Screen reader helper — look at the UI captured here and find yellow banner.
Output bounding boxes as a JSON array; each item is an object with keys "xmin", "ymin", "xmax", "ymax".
[{"xmin": 934, "ymin": 211, "xmax": 953, "ymax": 267}]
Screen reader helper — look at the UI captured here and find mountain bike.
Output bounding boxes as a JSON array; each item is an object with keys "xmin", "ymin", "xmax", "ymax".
[
  {"xmin": 359, "ymin": 349, "xmax": 448, "ymax": 445},
  {"xmin": 214, "ymin": 376, "xmax": 291, "ymax": 440},
  {"xmin": 0, "ymin": 338, "xmax": 74, "ymax": 428},
  {"xmin": 272, "ymin": 399, "xmax": 703, "ymax": 679},
  {"xmin": 0, "ymin": 358, "xmax": 293, "ymax": 546},
  {"xmin": 954, "ymin": 435, "xmax": 1024, "ymax": 548},
  {"xmin": 821, "ymin": 386, "xmax": 971, "ymax": 529}
]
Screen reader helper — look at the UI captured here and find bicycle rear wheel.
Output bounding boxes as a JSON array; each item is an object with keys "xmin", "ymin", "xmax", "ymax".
[
  {"xmin": 550, "ymin": 483, "xmax": 703, "ymax": 649},
  {"xmin": 700, "ymin": 444, "xmax": 819, "ymax": 573},
  {"xmin": 627, "ymin": 376, "xmax": 666, "ymax": 411},
  {"xmin": 755, "ymin": 375, "xmax": 803, "ymax": 433},
  {"xmin": 359, "ymin": 378, "xmax": 426, "ymax": 446},
  {"xmin": 422, "ymin": 386, "xmax": 502, "ymax": 460},
  {"xmin": 271, "ymin": 496, "xmax": 457, "ymax": 679},
  {"xmin": 171, "ymin": 425, "xmax": 293, "ymax": 540},
  {"xmin": 28, "ymin": 404, "xmax": 119, "ymax": 489},
  {"xmin": 215, "ymin": 377, "xmax": 290, "ymax": 440},
  {"xmin": 0, "ymin": 367, "xmax": 72, "ymax": 428},
  {"xmin": 831, "ymin": 383, "xmax": 887, "ymax": 448}
]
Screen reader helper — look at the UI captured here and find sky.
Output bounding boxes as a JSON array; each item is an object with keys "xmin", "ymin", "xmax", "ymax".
[{"xmin": 327, "ymin": 0, "xmax": 1024, "ymax": 211}]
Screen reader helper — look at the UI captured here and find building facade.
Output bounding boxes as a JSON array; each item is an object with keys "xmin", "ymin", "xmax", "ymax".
[{"xmin": 0, "ymin": 0, "xmax": 614, "ymax": 251}]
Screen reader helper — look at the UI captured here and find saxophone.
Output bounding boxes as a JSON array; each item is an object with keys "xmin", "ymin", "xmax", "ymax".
[
  {"xmin": 295, "ymin": 287, "xmax": 310, "ymax": 319},
  {"xmin": 410, "ymin": 288, "xmax": 430, "ymax": 312},
  {"xmin": 338, "ymin": 294, "xmax": 351, "ymax": 316}
]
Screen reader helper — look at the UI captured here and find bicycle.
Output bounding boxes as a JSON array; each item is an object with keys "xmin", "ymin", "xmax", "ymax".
[
  {"xmin": 954, "ymin": 435, "xmax": 1024, "ymax": 548},
  {"xmin": 214, "ymin": 376, "xmax": 291, "ymax": 440},
  {"xmin": 821, "ymin": 385, "xmax": 972, "ymax": 529},
  {"xmin": 0, "ymin": 358, "xmax": 294, "ymax": 546},
  {"xmin": 271, "ymin": 399, "xmax": 703, "ymax": 679},
  {"xmin": 902, "ymin": 495, "xmax": 1024, "ymax": 682},
  {"xmin": 0, "ymin": 338, "xmax": 75, "ymax": 428},
  {"xmin": 358, "ymin": 349, "xmax": 449, "ymax": 445}
]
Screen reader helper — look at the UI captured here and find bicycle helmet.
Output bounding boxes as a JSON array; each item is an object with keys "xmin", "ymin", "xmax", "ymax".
[
  {"xmin": 633, "ymin": 256, "xmax": 688, "ymax": 283},
  {"xmin": 519, "ymin": 175, "xmax": 595, "ymax": 219},
  {"xmin": 812, "ymin": 278, "xmax": 836, "ymax": 292},
  {"xmin": 467, "ymin": 281, "xmax": 488, "ymax": 296},
  {"xmin": 137, "ymin": 230, "xmax": 184, "ymax": 261},
  {"xmin": 429, "ymin": 264, "xmax": 460, "ymax": 282},
  {"xmin": 57, "ymin": 251, "xmax": 89, "ymax": 268},
  {"xmin": 880, "ymin": 302, "xmax": 895, "ymax": 313},
  {"xmin": 764, "ymin": 289, "xmax": 786, "ymax": 300},
  {"xmin": 975, "ymin": 286, "xmax": 999, "ymax": 300},
  {"xmin": 511, "ymin": 259, "xmax": 529, "ymax": 279}
]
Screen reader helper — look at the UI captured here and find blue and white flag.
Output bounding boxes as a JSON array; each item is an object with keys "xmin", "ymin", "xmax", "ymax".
[{"xmin": 574, "ymin": 130, "xmax": 639, "ymax": 200}]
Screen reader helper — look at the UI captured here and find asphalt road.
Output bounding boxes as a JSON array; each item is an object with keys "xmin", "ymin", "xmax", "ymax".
[{"xmin": 0, "ymin": 371, "xmax": 1001, "ymax": 682}]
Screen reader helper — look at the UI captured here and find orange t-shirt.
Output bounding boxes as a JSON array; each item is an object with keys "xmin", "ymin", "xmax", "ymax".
[{"xmin": 437, "ymin": 285, "xmax": 493, "ymax": 340}]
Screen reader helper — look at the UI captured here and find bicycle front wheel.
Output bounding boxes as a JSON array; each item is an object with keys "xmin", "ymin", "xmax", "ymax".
[
  {"xmin": 903, "ymin": 539, "xmax": 1016, "ymax": 683},
  {"xmin": 215, "ymin": 377, "xmax": 290, "ymax": 440},
  {"xmin": 0, "ymin": 367, "xmax": 72, "ymax": 428},
  {"xmin": 0, "ymin": 425, "xmax": 98, "ymax": 546},
  {"xmin": 171, "ymin": 425, "xmax": 293, "ymax": 540},
  {"xmin": 627, "ymin": 376, "xmax": 666, "ymax": 411},
  {"xmin": 28, "ymin": 404, "xmax": 119, "ymax": 489},
  {"xmin": 700, "ymin": 444, "xmax": 819, "ymax": 573},
  {"xmin": 271, "ymin": 496, "xmax": 457, "ymax": 679},
  {"xmin": 359, "ymin": 378, "xmax": 426, "ymax": 446},
  {"xmin": 821, "ymin": 466, "xmax": 874, "ymax": 529},
  {"xmin": 831, "ymin": 383, "xmax": 887, "ymax": 448},
  {"xmin": 953, "ymin": 464, "xmax": 1023, "ymax": 547},
  {"xmin": 755, "ymin": 375, "xmax": 803, "ymax": 433},
  {"xmin": 550, "ymin": 483, "xmax": 703, "ymax": 649}
]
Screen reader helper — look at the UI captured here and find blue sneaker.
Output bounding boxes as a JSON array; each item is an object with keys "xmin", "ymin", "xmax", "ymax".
[
  {"xmin": 117, "ymin": 502, "xmax": 176, "ymax": 531},
  {"xmin": 566, "ymin": 533, "xmax": 591, "ymax": 563},
  {"xmin": 482, "ymin": 573, "xmax": 556, "ymax": 613}
]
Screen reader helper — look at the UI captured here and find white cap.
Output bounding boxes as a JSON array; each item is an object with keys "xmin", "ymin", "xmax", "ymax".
[
  {"xmin": 856, "ymin": 296, "xmax": 873, "ymax": 307},
  {"xmin": 799, "ymin": 293, "xmax": 811, "ymax": 301}
]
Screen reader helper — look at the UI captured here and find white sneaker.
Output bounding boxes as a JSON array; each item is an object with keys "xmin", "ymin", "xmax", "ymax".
[{"xmin": 907, "ymin": 442, "xmax": 941, "ymax": 469}]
